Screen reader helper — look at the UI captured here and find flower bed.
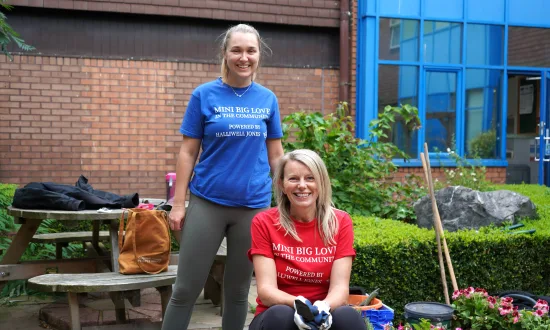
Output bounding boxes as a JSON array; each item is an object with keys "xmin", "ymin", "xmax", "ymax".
[{"xmin": 371, "ymin": 287, "xmax": 550, "ymax": 330}]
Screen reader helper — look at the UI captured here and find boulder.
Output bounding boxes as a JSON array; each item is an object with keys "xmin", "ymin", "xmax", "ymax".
[{"xmin": 413, "ymin": 186, "xmax": 537, "ymax": 232}]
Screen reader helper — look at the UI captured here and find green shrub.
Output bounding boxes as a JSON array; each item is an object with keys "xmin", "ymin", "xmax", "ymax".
[
  {"xmin": 351, "ymin": 184, "xmax": 550, "ymax": 321},
  {"xmin": 0, "ymin": 183, "xmax": 17, "ymax": 254},
  {"xmin": 282, "ymin": 102, "xmax": 425, "ymax": 222},
  {"xmin": 434, "ymin": 148, "xmax": 493, "ymax": 192}
]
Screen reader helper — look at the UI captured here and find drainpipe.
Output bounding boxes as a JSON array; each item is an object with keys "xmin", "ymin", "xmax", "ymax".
[{"xmin": 339, "ymin": 0, "xmax": 351, "ymax": 105}]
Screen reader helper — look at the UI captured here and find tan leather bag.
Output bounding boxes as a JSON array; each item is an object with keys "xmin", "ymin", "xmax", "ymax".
[{"xmin": 118, "ymin": 208, "xmax": 171, "ymax": 274}]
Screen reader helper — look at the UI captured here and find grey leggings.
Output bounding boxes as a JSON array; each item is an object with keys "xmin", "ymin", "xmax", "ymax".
[{"xmin": 161, "ymin": 193, "xmax": 266, "ymax": 330}]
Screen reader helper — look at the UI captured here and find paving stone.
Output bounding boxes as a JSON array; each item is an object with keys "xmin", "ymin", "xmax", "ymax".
[{"xmin": 0, "ymin": 279, "xmax": 259, "ymax": 330}]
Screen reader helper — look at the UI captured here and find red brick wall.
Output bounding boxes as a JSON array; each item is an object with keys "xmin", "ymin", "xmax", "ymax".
[
  {"xmin": 508, "ymin": 27, "xmax": 550, "ymax": 67},
  {"xmin": 0, "ymin": 55, "xmax": 339, "ymax": 197},
  {"xmin": 8, "ymin": 0, "xmax": 341, "ymax": 27}
]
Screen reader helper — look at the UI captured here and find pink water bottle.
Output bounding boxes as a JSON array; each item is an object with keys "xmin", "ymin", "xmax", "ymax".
[{"xmin": 165, "ymin": 172, "xmax": 176, "ymax": 204}]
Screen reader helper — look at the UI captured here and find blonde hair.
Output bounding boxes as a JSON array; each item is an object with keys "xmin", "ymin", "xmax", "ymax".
[
  {"xmin": 219, "ymin": 24, "xmax": 270, "ymax": 83},
  {"xmin": 273, "ymin": 149, "xmax": 338, "ymax": 245}
]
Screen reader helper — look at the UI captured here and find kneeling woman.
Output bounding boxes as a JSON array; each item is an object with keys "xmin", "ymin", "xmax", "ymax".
[{"xmin": 248, "ymin": 149, "xmax": 366, "ymax": 330}]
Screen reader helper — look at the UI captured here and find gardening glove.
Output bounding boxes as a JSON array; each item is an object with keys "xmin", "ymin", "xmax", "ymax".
[
  {"xmin": 293, "ymin": 296, "xmax": 312, "ymax": 330},
  {"xmin": 313, "ymin": 300, "xmax": 332, "ymax": 330}
]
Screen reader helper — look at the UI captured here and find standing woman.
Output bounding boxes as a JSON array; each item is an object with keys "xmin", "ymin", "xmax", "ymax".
[{"xmin": 162, "ymin": 24, "xmax": 284, "ymax": 330}]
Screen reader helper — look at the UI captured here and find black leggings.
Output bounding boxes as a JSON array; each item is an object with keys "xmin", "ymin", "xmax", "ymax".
[{"xmin": 248, "ymin": 304, "xmax": 367, "ymax": 330}]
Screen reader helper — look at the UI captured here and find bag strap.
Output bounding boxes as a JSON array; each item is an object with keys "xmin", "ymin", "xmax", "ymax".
[
  {"xmin": 132, "ymin": 210, "xmax": 168, "ymax": 275},
  {"xmin": 118, "ymin": 209, "xmax": 129, "ymax": 251}
]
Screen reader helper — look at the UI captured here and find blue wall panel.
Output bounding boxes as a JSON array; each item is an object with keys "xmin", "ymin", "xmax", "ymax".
[
  {"xmin": 424, "ymin": 0, "xmax": 463, "ymax": 20},
  {"xmin": 509, "ymin": 0, "xmax": 550, "ymax": 27},
  {"xmin": 466, "ymin": 0, "xmax": 505, "ymax": 23},
  {"xmin": 379, "ymin": 0, "xmax": 420, "ymax": 17},
  {"xmin": 365, "ymin": 0, "xmax": 376, "ymax": 16},
  {"xmin": 358, "ymin": 16, "xmax": 379, "ymax": 139}
]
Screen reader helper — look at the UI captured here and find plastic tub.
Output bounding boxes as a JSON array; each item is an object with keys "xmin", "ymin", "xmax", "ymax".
[
  {"xmin": 347, "ymin": 294, "xmax": 383, "ymax": 311},
  {"xmin": 365, "ymin": 304, "xmax": 394, "ymax": 330},
  {"xmin": 404, "ymin": 302, "xmax": 454, "ymax": 328}
]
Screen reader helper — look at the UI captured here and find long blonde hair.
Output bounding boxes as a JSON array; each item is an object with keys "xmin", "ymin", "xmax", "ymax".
[
  {"xmin": 219, "ymin": 24, "xmax": 270, "ymax": 84},
  {"xmin": 274, "ymin": 149, "xmax": 338, "ymax": 245}
]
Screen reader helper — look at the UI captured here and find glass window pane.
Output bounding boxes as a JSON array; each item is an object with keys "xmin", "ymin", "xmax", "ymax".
[
  {"xmin": 466, "ymin": 24, "xmax": 504, "ymax": 66},
  {"xmin": 508, "ymin": 26, "xmax": 550, "ymax": 67},
  {"xmin": 424, "ymin": 21, "xmax": 434, "ymax": 34},
  {"xmin": 423, "ymin": 21, "xmax": 462, "ymax": 64},
  {"xmin": 379, "ymin": 18, "xmax": 419, "ymax": 62},
  {"xmin": 465, "ymin": 69, "xmax": 502, "ymax": 159},
  {"xmin": 378, "ymin": 65, "xmax": 419, "ymax": 158},
  {"xmin": 425, "ymin": 71, "xmax": 457, "ymax": 153}
]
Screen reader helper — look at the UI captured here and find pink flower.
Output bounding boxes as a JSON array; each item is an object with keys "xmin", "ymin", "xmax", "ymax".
[
  {"xmin": 452, "ymin": 290, "xmax": 461, "ymax": 300},
  {"xmin": 534, "ymin": 299, "xmax": 549, "ymax": 313},
  {"xmin": 535, "ymin": 309, "xmax": 546, "ymax": 317},
  {"xmin": 474, "ymin": 288, "xmax": 488, "ymax": 297},
  {"xmin": 487, "ymin": 296, "xmax": 497, "ymax": 309},
  {"xmin": 397, "ymin": 324, "xmax": 404, "ymax": 330}
]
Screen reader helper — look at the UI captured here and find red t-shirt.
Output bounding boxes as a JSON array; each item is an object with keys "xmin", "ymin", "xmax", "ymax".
[{"xmin": 248, "ymin": 207, "xmax": 356, "ymax": 315}]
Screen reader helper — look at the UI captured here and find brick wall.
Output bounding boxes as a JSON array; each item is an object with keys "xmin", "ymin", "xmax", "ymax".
[
  {"xmin": 0, "ymin": 55, "xmax": 339, "ymax": 197},
  {"xmin": 508, "ymin": 26, "xmax": 550, "ymax": 67},
  {"xmin": 8, "ymin": 0, "xmax": 341, "ymax": 27}
]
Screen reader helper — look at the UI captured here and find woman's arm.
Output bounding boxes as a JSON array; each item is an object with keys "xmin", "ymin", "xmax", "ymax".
[
  {"xmin": 322, "ymin": 256, "xmax": 353, "ymax": 310},
  {"xmin": 266, "ymin": 138, "xmax": 284, "ymax": 175},
  {"xmin": 169, "ymin": 136, "xmax": 201, "ymax": 232},
  {"xmin": 253, "ymin": 254, "xmax": 298, "ymax": 307}
]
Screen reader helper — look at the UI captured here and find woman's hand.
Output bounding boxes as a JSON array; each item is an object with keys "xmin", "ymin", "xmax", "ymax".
[{"xmin": 168, "ymin": 205, "xmax": 186, "ymax": 231}]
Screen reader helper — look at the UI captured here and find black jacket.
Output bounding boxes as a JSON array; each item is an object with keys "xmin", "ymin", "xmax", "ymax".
[{"xmin": 12, "ymin": 175, "xmax": 139, "ymax": 211}]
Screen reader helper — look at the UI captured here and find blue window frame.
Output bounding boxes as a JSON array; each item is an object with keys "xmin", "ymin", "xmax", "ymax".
[{"xmin": 356, "ymin": 0, "xmax": 550, "ymax": 168}]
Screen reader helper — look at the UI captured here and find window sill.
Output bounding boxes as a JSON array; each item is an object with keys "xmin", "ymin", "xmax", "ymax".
[{"xmin": 394, "ymin": 158, "xmax": 508, "ymax": 167}]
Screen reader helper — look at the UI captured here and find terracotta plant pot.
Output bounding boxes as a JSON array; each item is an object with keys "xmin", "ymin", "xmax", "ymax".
[{"xmin": 347, "ymin": 294, "xmax": 383, "ymax": 311}]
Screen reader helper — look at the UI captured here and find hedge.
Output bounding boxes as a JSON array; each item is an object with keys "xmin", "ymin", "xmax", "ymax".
[{"xmin": 350, "ymin": 184, "xmax": 550, "ymax": 318}]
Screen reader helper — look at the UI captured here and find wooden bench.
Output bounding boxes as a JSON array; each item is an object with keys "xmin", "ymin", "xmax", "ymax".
[
  {"xmin": 28, "ymin": 265, "xmax": 177, "ymax": 330},
  {"xmin": 31, "ymin": 231, "xmax": 110, "ymax": 259}
]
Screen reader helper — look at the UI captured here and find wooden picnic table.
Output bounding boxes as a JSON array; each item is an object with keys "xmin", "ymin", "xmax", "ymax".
[{"xmin": 1, "ymin": 207, "xmax": 124, "ymax": 283}]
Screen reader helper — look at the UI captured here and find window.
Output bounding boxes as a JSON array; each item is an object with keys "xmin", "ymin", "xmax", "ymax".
[
  {"xmin": 380, "ymin": 18, "xmax": 419, "ymax": 61},
  {"xmin": 390, "ymin": 19, "xmax": 400, "ymax": 49},
  {"xmin": 466, "ymin": 24, "xmax": 504, "ymax": 66},
  {"xmin": 424, "ymin": 71, "xmax": 458, "ymax": 153},
  {"xmin": 465, "ymin": 69, "xmax": 502, "ymax": 159},
  {"xmin": 423, "ymin": 21, "xmax": 462, "ymax": 64},
  {"xmin": 378, "ymin": 64, "xmax": 419, "ymax": 158}
]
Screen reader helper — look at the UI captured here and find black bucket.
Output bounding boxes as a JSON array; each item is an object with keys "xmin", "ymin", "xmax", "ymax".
[{"xmin": 404, "ymin": 302, "xmax": 454, "ymax": 328}]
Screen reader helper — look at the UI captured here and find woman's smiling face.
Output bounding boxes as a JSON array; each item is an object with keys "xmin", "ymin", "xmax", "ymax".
[
  {"xmin": 282, "ymin": 160, "xmax": 319, "ymax": 221},
  {"xmin": 224, "ymin": 31, "xmax": 260, "ymax": 86}
]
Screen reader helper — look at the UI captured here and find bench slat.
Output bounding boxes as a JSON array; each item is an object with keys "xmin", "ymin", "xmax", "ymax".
[
  {"xmin": 28, "ymin": 265, "xmax": 177, "ymax": 293},
  {"xmin": 31, "ymin": 231, "xmax": 110, "ymax": 243}
]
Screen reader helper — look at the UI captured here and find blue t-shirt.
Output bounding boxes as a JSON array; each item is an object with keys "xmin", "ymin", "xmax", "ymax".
[{"xmin": 180, "ymin": 78, "xmax": 283, "ymax": 208}]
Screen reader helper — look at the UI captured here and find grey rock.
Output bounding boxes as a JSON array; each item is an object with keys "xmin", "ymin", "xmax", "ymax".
[{"xmin": 413, "ymin": 186, "xmax": 537, "ymax": 232}]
